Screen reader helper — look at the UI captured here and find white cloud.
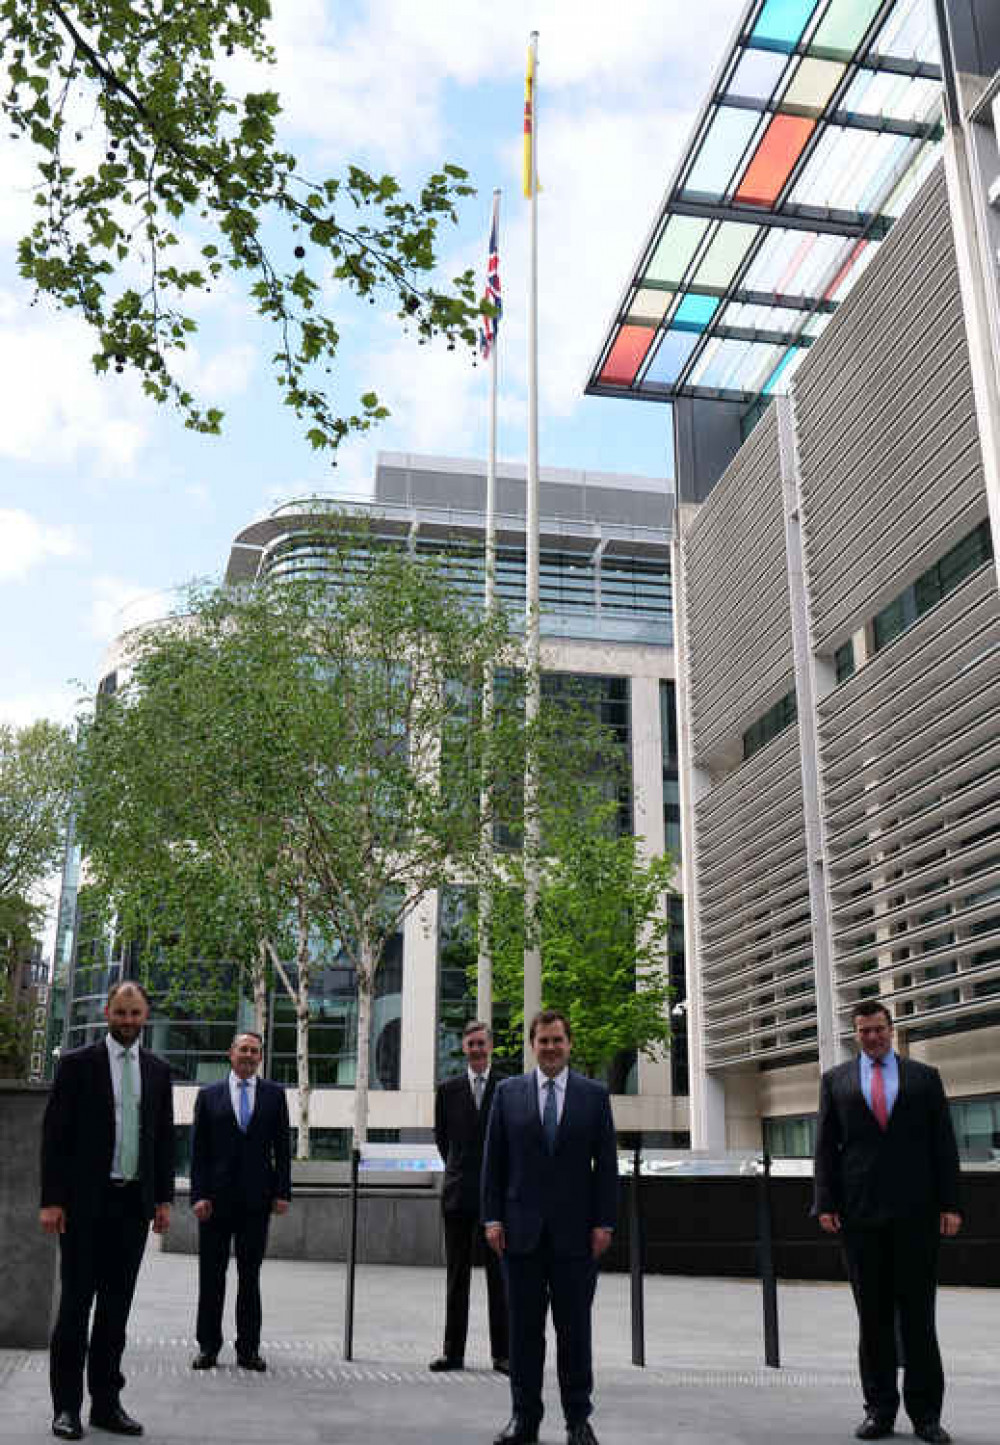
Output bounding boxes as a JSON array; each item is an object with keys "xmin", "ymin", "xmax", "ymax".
[
  {"xmin": 0, "ymin": 298, "xmax": 150, "ymax": 473},
  {"xmin": 172, "ymin": 342, "xmax": 258, "ymax": 401},
  {"xmin": 89, "ymin": 577, "xmax": 180, "ymax": 644},
  {"xmin": 0, "ymin": 508, "xmax": 81, "ymax": 581},
  {"xmin": 0, "ymin": 687, "xmax": 84, "ymax": 729}
]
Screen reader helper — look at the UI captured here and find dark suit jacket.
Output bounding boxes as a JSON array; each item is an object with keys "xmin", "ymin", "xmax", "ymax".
[
  {"xmin": 813, "ymin": 1054, "xmax": 961, "ymax": 1226},
  {"xmin": 481, "ymin": 1069, "xmax": 618, "ymax": 1257},
  {"xmin": 41, "ymin": 1041, "xmax": 175, "ymax": 1224},
  {"xmin": 189, "ymin": 1077, "xmax": 291, "ymax": 1212},
  {"xmin": 434, "ymin": 1071, "xmax": 497, "ymax": 1216}
]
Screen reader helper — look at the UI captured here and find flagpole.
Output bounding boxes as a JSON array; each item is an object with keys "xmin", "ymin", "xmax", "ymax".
[
  {"xmin": 477, "ymin": 188, "xmax": 501, "ymax": 1028},
  {"xmin": 523, "ymin": 30, "xmax": 542, "ymax": 1068}
]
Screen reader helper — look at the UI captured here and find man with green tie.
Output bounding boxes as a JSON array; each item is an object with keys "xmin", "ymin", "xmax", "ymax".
[{"xmin": 40, "ymin": 981, "xmax": 175, "ymax": 1441}]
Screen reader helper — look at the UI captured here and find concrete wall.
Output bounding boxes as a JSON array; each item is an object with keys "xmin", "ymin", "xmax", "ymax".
[
  {"xmin": 0, "ymin": 1083, "xmax": 57, "ymax": 1347},
  {"xmin": 161, "ymin": 1181, "xmax": 447, "ymax": 1266}
]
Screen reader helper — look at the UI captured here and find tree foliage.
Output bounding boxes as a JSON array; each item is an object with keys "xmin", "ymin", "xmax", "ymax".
[
  {"xmin": 487, "ymin": 788, "xmax": 675, "ymax": 1082},
  {"xmin": 0, "ymin": 718, "xmax": 76, "ymax": 905},
  {"xmin": 1, "ymin": 1, "xmax": 479, "ymax": 451}
]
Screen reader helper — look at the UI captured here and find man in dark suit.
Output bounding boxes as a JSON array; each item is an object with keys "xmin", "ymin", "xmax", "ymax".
[
  {"xmin": 40, "ymin": 980, "xmax": 175, "ymax": 1441},
  {"xmin": 814, "ymin": 1000, "xmax": 962, "ymax": 1445},
  {"xmin": 482, "ymin": 1008, "xmax": 617, "ymax": 1445},
  {"xmin": 189, "ymin": 1030, "xmax": 291, "ymax": 1372},
  {"xmin": 430, "ymin": 1019, "xmax": 508, "ymax": 1374}
]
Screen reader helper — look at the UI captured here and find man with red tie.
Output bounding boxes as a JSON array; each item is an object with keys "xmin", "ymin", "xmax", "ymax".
[{"xmin": 814, "ymin": 1001, "xmax": 962, "ymax": 1445}]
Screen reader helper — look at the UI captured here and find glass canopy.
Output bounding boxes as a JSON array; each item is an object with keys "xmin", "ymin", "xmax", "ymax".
[{"xmin": 586, "ymin": 0, "xmax": 942, "ymax": 409}]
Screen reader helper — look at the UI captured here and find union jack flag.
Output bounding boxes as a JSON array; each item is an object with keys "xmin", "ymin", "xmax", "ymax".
[{"xmin": 479, "ymin": 193, "xmax": 501, "ymax": 361}]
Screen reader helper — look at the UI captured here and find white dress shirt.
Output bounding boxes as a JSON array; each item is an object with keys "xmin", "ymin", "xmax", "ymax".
[
  {"xmin": 468, "ymin": 1066, "xmax": 491, "ymax": 1106},
  {"xmin": 535, "ymin": 1065, "xmax": 568, "ymax": 1125},
  {"xmin": 229, "ymin": 1070, "xmax": 258, "ymax": 1125},
  {"xmin": 105, "ymin": 1033, "xmax": 142, "ymax": 1180}
]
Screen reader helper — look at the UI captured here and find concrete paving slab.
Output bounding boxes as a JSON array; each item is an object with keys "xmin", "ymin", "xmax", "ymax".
[{"xmin": 1, "ymin": 1248, "xmax": 995, "ymax": 1444}]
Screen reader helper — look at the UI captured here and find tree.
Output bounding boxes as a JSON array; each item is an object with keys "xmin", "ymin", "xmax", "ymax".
[
  {"xmin": 487, "ymin": 789, "xmax": 675, "ymax": 1084},
  {"xmin": 1, "ymin": 2, "xmax": 479, "ymax": 452},
  {"xmin": 0, "ymin": 893, "xmax": 40, "ymax": 1077},
  {"xmin": 0, "ymin": 718, "xmax": 76, "ymax": 907},
  {"xmin": 76, "ymin": 526, "xmax": 520, "ymax": 1154}
]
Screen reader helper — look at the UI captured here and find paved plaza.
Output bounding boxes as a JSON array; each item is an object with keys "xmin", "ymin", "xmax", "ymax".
[{"xmin": 1, "ymin": 1247, "xmax": 995, "ymax": 1444}]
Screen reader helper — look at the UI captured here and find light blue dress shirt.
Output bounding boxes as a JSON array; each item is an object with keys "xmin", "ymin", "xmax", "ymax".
[{"xmin": 859, "ymin": 1050, "xmax": 899, "ymax": 1119}]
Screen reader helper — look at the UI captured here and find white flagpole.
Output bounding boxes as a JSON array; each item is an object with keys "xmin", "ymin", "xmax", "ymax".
[
  {"xmin": 477, "ymin": 188, "xmax": 501, "ymax": 1028},
  {"xmin": 523, "ymin": 31, "xmax": 542, "ymax": 1067}
]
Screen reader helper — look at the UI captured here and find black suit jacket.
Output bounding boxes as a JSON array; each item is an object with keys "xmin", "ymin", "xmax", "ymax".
[
  {"xmin": 813, "ymin": 1054, "xmax": 961, "ymax": 1226},
  {"xmin": 189, "ymin": 1077, "xmax": 292, "ymax": 1212},
  {"xmin": 41, "ymin": 1041, "xmax": 175, "ymax": 1223},
  {"xmin": 434, "ymin": 1071, "xmax": 497, "ymax": 1216},
  {"xmin": 482, "ymin": 1069, "xmax": 618, "ymax": 1257}
]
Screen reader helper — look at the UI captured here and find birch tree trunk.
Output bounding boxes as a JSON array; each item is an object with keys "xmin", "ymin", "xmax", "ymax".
[
  {"xmin": 295, "ymin": 891, "xmax": 311, "ymax": 1160},
  {"xmin": 252, "ymin": 939, "xmax": 268, "ymax": 1036},
  {"xmin": 352, "ymin": 929, "xmax": 375, "ymax": 1151}
]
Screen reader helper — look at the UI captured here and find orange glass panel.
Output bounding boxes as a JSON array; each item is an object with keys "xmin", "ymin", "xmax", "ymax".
[
  {"xmin": 598, "ymin": 324, "xmax": 657, "ymax": 387},
  {"xmin": 734, "ymin": 115, "xmax": 816, "ymax": 207}
]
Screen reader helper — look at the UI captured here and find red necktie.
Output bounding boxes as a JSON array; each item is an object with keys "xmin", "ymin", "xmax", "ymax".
[{"xmin": 871, "ymin": 1057, "xmax": 888, "ymax": 1131}]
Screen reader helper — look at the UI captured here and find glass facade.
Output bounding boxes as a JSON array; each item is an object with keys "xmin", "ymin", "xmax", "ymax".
[
  {"xmin": 872, "ymin": 519, "xmax": 994, "ymax": 652},
  {"xmin": 743, "ymin": 688, "xmax": 798, "ymax": 760}
]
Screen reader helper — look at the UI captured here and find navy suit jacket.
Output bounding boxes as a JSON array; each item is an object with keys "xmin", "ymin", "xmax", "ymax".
[
  {"xmin": 481, "ymin": 1069, "xmax": 618, "ymax": 1257},
  {"xmin": 41, "ymin": 1041, "xmax": 175, "ymax": 1224},
  {"xmin": 190, "ymin": 1077, "xmax": 292, "ymax": 1212},
  {"xmin": 813, "ymin": 1055, "xmax": 961, "ymax": 1227}
]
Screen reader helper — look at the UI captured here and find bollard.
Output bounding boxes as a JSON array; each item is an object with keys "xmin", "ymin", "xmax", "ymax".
[
  {"xmin": 629, "ymin": 1134, "xmax": 645, "ymax": 1367},
  {"xmin": 343, "ymin": 1145, "xmax": 361, "ymax": 1360},
  {"xmin": 756, "ymin": 1149, "xmax": 780, "ymax": 1368}
]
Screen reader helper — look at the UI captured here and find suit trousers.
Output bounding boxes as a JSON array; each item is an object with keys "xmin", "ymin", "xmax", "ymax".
[
  {"xmin": 841, "ymin": 1218, "xmax": 943, "ymax": 1426},
  {"xmin": 442, "ymin": 1210, "xmax": 508, "ymax": 1363},
  {"xmin": 50, "ymin": 1181, "xmax": 150, "ymax": 1414},
  {"xmin": 504, "ymin": 1231, "xmax": 598, "ymax": 1429},
  {"xmin": 196, "ymin": 1204, "xmax": 271, "ymax": 1357}
]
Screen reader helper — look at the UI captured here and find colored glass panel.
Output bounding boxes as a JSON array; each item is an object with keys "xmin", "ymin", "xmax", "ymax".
[
  {"xmin": 720, "ymin": 300, "xmax": 807, "ymax": 336},
  {"xmin": 762, "ymin": 345, "xmax": 802, "ymax": 394},
  {"xmin": 643, "ymin": 215, "xmax": 708, "ymax": 287},
  {"xmin": 750, "ymin": 0, "xmax": 818, "ymax": 54},
  {"xmin": 691, "ymin": 222, "xmax": 759, "ymax": 289},
  {"xmin": 674, "ymin": 294, "xmax": 719, "ymax": 330},
  {"xmin": 841, "ymin": 69, "xmax": 939, "ymax": 124},
  {"xmin": 871, "ymin": 0, "xmax": 938, "ymax": 64},
  {"xmin": 598, "ymin": 324, "xmax": 657, "ymax": 387},
  {"xmin": 644, "ymin": 328, "xmax": 702, "ymax": 386},
  {"xmin": 683, "ymin": 106, "xmax": 762, "ymax": 198},
  {"xmin": 810, "ymin": 0, "xmax": 882, "ymax": 61},
  {"xmin": 823, "ymin": 238, "xmax": 868, "ymax": 300},
  {"xmin": 727, "ymin": 46, "xmax": 788, "ymax": 102},
  {"xmin": 626, "ymin": 288, "xmax": 673, "ymax": 324},
  {"xmin": 781, "ymin": 57, "xmax": 846, "ymax": 115},
  {"xmin": 734, "ymin": 114, "xmax": 815, "ymax": 206}
]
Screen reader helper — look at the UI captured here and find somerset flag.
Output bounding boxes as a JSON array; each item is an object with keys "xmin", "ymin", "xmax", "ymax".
[{"xmin": 479, "ymin": 193, "xmax": 502, "ymax": 361}]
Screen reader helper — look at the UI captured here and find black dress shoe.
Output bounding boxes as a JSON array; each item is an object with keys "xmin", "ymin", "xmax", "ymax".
[
  {"xmin": 567, "ymin": 1425, "xmax": 600, "ymax": 1445},
  {"xmin": 428, "ymin": 1355, "xmax": 464, "ymax": 1372},
  {"xmin": 89, "ymin": 1402, "xmax": 143, "ymax": 1435},
  {"xmin": 52, "ymin": 1413, "xmax": 83, "ymax": 1441},
  {"xmin": 492, "ymin": 1357, "xmax": 510, "ymax": 1375},
  {"xmin": 493, "ymin": 1417, "xmax": 540, "ymax": 1445},
  {"xmin": 913, "ymin": 1425, "xmax": 950, "ymax": 1444},
  {"xmin": 236, "ymin": 1353, "xmax": 266, "ymax": 1372},
  {"xmin": 855, "ymin": 1417, "xmax": 894, "ymax": 1440},
  {"xmin": 190, "ymin": 1352, "xmax": 217, "ymax": 1370}
]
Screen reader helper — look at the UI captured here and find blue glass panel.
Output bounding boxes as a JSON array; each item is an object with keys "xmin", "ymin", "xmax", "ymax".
[
  {"xmin": 727, "ymin": 46, "xmax": 788, "ymax": 102},
  {"xmin": 750, "ymin": 0, "xmax": 818, "ymax": 54},
  {"xmin": 673, "ymin": 294, "xmax": 719, "ymax": 331},
  {"xmin": 683, "ymin": 106, "xmax": 761, "ymax": 198},
  {"xmin": 762, "ymin": 346, "xmax": 800, "ymax": 394},
  {"xmin": 644, "ymin": 328, "xmax": 701, "ymax": 385}
]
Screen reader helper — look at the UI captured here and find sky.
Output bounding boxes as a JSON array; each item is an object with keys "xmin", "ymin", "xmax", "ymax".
[{"xmin": 0, "ymin": 0, "xmax": 749, "ymax": 739}]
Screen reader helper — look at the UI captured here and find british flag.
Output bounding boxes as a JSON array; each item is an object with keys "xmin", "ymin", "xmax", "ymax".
[{"xmin": 479, "ymin": 193, "xmax": 501, "ymax": 361}]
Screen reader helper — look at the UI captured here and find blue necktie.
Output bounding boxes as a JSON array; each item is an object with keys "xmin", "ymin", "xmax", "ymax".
[
  {"xmin": 238, "ymin": 1079, "xmax": 251, "ymax": 1132},
  {"xmin": 543, "ymin": 1078, "xmax": 558, "ymax": 1153}
]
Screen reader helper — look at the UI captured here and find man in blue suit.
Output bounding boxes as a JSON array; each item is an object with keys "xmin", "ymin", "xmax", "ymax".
[
  {"xmin": 189, "ymin": 1031, "xmax": 291, "ymax": 1372},
  {"xmin": 482, "ymin": 1008, "xmax": 618, "ymax": 1445}
]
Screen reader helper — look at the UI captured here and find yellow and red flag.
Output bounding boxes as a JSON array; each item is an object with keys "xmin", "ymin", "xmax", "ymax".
[{"xmin": 523, "ymin": 43, "xmax": 538, "ymax": 198}]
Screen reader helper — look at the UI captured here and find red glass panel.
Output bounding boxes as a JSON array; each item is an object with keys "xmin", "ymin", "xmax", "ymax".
[
  {"xmin": 734, "ymin": 115, "xmax": 816, "ymax": 208},
  {"xmin": 598, "ymin": 324, "xmax": 657, "ymax": 387},
  {"xmin": 823, "ymin": 238, "xmax": 867, "ymax": 301}
]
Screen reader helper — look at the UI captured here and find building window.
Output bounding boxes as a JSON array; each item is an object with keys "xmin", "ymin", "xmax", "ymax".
[
  {"xmin": 949, "ymin": 1094, "xmax": 1000, "ymax": 1156},
  {"xmin": 743, "ymin": 689, "xmax": 797, "ymax": 761},
  {"xmin": 872, "ymin": 519, "xmax": 994, "ymax": 653},
  {"xmin": 834, "ymin": 639, "xmax": 855, "ymax": 682},
  {"xmin": 763, "ymin": 1113, "xmax": 817, "ymax": 1158}
]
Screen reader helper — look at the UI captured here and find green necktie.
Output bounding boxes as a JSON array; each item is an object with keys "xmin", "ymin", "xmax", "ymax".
[{"xmin": 120, "ymin": 1048, "xmax": 139, "ymax": 1180}]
